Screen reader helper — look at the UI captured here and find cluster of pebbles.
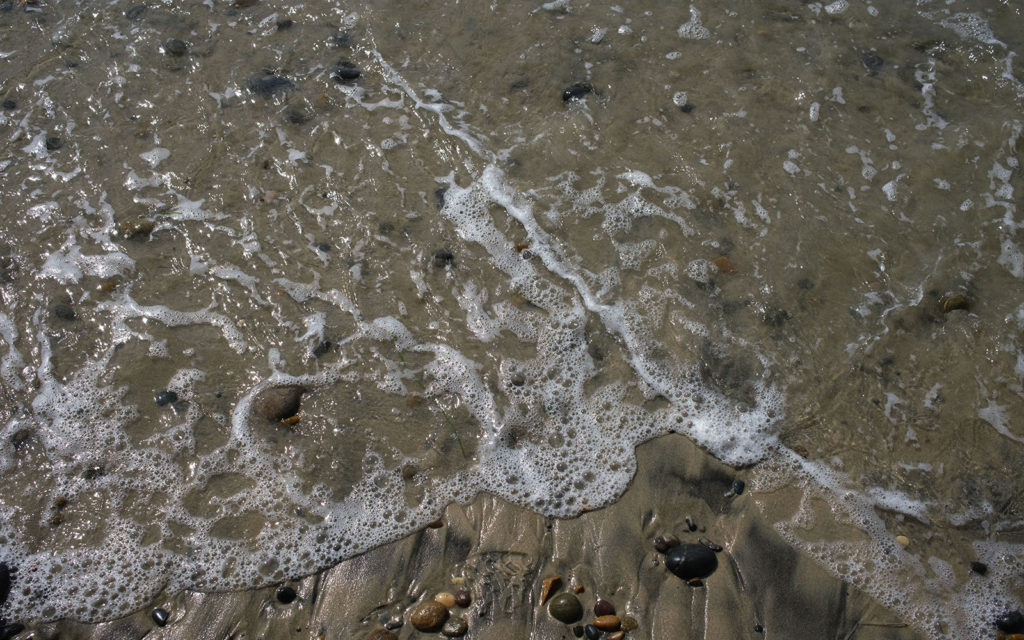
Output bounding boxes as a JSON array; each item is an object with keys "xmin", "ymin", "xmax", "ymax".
[{"xmin": 382, "ymin": 588, "xmax": 472, "ymax": 639}]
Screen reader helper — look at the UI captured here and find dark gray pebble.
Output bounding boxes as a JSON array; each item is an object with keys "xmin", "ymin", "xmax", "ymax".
[
  {"xmin": 680, "ymin": 103, "xmax": 695, "ymax": 113},
  {"xmin": 151, "ymin": 608, "xmax": 169, "ymax": 627},
  {"xmin": 163, "ymin": 38, "xmax": 188, "ymax": 57},
  {"xmin": 754, "ymin": 623, "xmax": 764, "ymax": 633},
  {"xmin": 996, "ymin": 609, "xmax": 1024, "ymax": 633},
  {"xmin": 287, "ymin": 108, "xmax": 313, "ymax": 124},
  {"xmin": 276, "ymin": 18, "xmax": 293, "ymax": 30},
  {"xmin": 797, "ymin": 277, "xmax": 815, "ymax": 290},
  {"xmin": 653, "ymin": 535, "xmax": 679, "ymax": 553},
  {"xmin": 434, "ymin": 186, "xmax": 448, "ymax": 208},
  {"xmin": 154, "ymin": 390, "xmax": 178, "ymax": 407},
  {"xmin": 548, "ymin": 593, "xmax": 583, "ymax": 624},
  {"xmin": 316, "ymin": 242, "xmax": 331, "ymax": 252},
  {"xmin": 276, "ymin": 586, "xmax": 297, "ymax": 604},
  {"xmin": 252, "ymin": 385, "xmax": 305, "ymax": 421},
  {"xmin": 332, "ymin": 62, "xmax": 361, "ymax": 83},
  {"xmin": 665, "ymin": 543, "xmax": 718, "ymax": 580},
  {"xmin": 584, "ymin": 624, "xmax": 601, "ymax": 640},
  {"xmin": 970, "ymin": 561, "xmax": 987, "ymax": 575},
  {"xmin": 83, "ymin": 465, "xmax": 104, "ymax": 480},
  {"xmin": 432, "ymin": 249, "xmax": 455, "ymax": 268},
  {"xmin": 9, "ymin": 429, "xmax": 32, "ymax": 451},
  {"xmin": 247, "ymin": 75, "xmax": 294, "ymax": 98},
  {"xmin": 685, "ymin": 516, "xmax": 698, "ymax": 531},
  {"xmin": 729, "ymin": 479, "xmax": 745, "ymax": 495},
  {"xmin": 53, "ymin": 303, "xmax": 75, "ymax": 320},
  {"xmin": 699, "ymin": 537, "xmax": 723, "ymax": 552},
  {"xmin": 562, "ymin": 82, "xmax": 593, "ymax": 102},
  {"xmin": 440, "ymin": 615, "xmax": 468, "ymax": 637},
  {"xmin": 572, "ymin": 625, "xmax": 584, "ymax": 638},
  {"xmin": 124, "ymin": 4, "xmax": 146, "ymax": 20},
  {"xmin": 861, "ymin": 51, "xmax": 884, "ymax": 72},
  {"xmin": 762, "ymin": 307, "xmax": 790, "ymax": 327},
  {"xmin": 45, "ymin": 136, "xmax": 63, "ymax": 151},
  {"xmin": 2, "ymin": 99, "xmax": 15, "ymax": 110},
  {"xmin": 312, "ymin": 340, "xmax": 332, "ymax": 358}
]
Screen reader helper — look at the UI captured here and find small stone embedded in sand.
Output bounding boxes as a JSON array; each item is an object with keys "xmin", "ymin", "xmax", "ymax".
[
  {"xmin": 53, "ymin": 303, "xmax": 76, "ymax": 321},
  {"xmin": 592, "ymin": 614, "xmax": 620, "ymax": 631},
  {"xmin": 593, "ymin": 598, "xmax": 615, "ymax": 617},
  {"xmin": 996, "ymin": 609, "xmax": 1024, "ymax": 633},
  {"xmin": 562, "ymin": 82, "xmax": 594, "ymax": 102},
  {"xmin": 365, "ymin": 629, "xmax": 398, "ymax": 640},
  {"xmin": 664, "ymin": 543, "xmax": 718, "ymax": 580},
  {"xmin": 621, "ymin": 615, "xmax": 638, "ymax": 631},
  {"xmin": 699, "ymin": 537, "xmax": 723, "ymax": 552},
  {"xmin": 970, "ymin": 561, "xmax": 987, "ymax": 575},
  {"xmin": 435, "ymin": 592, "xmax": 456, "ymax": 608},
  {"xmin": 584, "ymin": 624, "xmax": 600, "ymax": 640},
  {"xmin": 653, "ymin": 535, "xmax": 679, "ymax": 553},
  {"xmin": 252, "ymin": 385, "xmax": 305, "ymax": 421},
  {"xmin": 454, "ymin": 588, "xmax": 471, "ymax": 607},
  {"xmin": 540, "ymin": 575, "xmax": 562, "ymax": 605},
  {"xmin": 548, "ymin": 593, "xmax": 583, "ymax": 624},
  {"xmin": 713, "ymin": 256, "xmax": 737, "ymax": 273},
  {"xmin": 332, "ymin": 62, "xmax": 361, "ymax": 83},
  {"xmin": 729, "ymin": 479, "xmax": 745, "ymax": 495},
  {"xmin": 276, "ymin": 586, "xmax": 297, "ymax": 603},
  {"xmin": 45, "ymin": 136, "xmax": 63, "ymax": 151},
  {"xmin": 432, "ymin": 249, "xmax": 455, "ymax": 268},
  {"xmin": 440, "ymin": 615, "xmax": 468, "ymax": 637},
  {"xmin": 607, "ymin": 631, "xmax": 625, "ymax": 640},
  {"xmin": 151, "ymin": 607, "xmax": 169, "ymax": 626},
  {"xmin": 940, "ymin": 292, "xmax": 970, "ymax": 313},
  {"xmin": 685, "ymin": 516, "xmax": 698, "ymax": 531},
  {"xmin": 118, "ymin": 217, "xmax": 155, "ymax": 240},
  {"xmin": 154, "ymin": 390, "xmax": 178, "ymax": 407},
  {"xmin": 162, "ymin": 38, "xmax": 188, "ymax": 56},
  {"xmin": 895, "ymin": 535, "xmax": 910, "ymax": 548},
  {"xmin": 410, "ymin": 600, "xmax": 449, "ymax": 632}
]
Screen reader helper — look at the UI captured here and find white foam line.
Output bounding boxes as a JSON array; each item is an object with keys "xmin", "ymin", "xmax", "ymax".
[{"xmin": 0, "ymin": 312, "xmax": 26, "ymax": 392}]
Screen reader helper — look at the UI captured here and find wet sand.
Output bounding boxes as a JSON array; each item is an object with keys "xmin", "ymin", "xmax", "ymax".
[{"xmin": 31, "ymin": 435, "xmax": 923, "ymax": 640}]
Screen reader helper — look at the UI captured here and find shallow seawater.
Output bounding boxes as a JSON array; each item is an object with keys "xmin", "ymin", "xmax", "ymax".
[{"xmin": 0, "ymin": 0, "xmax": 1022, "ymax": 637}]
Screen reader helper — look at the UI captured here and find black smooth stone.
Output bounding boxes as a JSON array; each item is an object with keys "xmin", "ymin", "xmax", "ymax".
[
  {"xmin": 276, "ymin": 18, "xmax": 293, "ymax": 30},
  {"xmin": 583, "ymin": 624, "xmax": 601, "ymax": 640},
  {"xmin": 163, "ymin": 38, "xmax": 188, "ymax": 57},
  {"xmin": 332, "ymin": 62, "xmax": 360, "ymax": 83},
  {"xmin": 312, "ymin": 340, "xmax": 332, "ymax": 358},
  {"xmin": 861, "ymin": 51, "xmax": 884, "ymax": 72},
  {"xmin": 53, "ymin": 303, "xmax": 75, "ymax": 320},
  {"xmin": 754, "ymin": 624, "xmax": 764, "ymax": 633},
  {"xmin": 151, "ymin": 607, "xmax": 169, "ymax": 627},
  {"xmin": 45, "ymin": 136, "xmax": 63, "ymax": 151},
  {"xmin": 2, "ymin": 99, "xmax": 16, "ymax": 110},
  {"xmin": 287, "ymin": 109, "xmax": 312, "ymax": 124},
  {"xmin": 276, "ymin": 586, "xmax": 297, "ymax": 604},
  {"xmin": 124, "ymin": 4, "xmax": 146, "ymax": 20},
  {"xmin": 432, "ymin": 249, "xmax": 455, "ymax": 268},
  {"xmin": 0, "ymin": 562, "xmax": 11, "ymax": 608},
  {"xmin": 593, "ymin": 598, "xmax": 615, "ymax": 617},
  {"xmin": 664, "ymin": 543, "xmax": 718, "ymax": 580},
  {"xmin": 247, "ymin": 75, "xmax": 294, "ymax": 97},
  {"xmin": 154, "ymin": 390, "xmax": 178, "ymax": 407},
  {"xmin": 970, "ymin": 561, "xmax": 988, "ymax": 575},
  {"xmin": 562, "ymin": 82, "xmax": 593, "ymax": 102},
  {"xmin": 995, "ymin": 609, "xmax": 1024, "ymax": 633},
  {"xmin": 316, "ymin": 243, "xmax": 331, "ymax": 252},
  {"xmin": 680, "ymin": 103, "xmax": 695, "ymax": 113},
  {"xmin": 0, "ymin": 623, "xmax": 25, "ymax": 640},
  {"xmin": 730, "ymin": 479, "xmax": 745, "ymax": 495},
  {"xmin": 434, "ymin": 187, "xmax": 448, "ymax": 208},
  {"xmin": 572, "ymin": 625, "xmax": 584, "ymax": 638}
]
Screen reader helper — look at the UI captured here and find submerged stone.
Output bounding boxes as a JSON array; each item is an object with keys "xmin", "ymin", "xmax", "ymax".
[
  {"xmin": 548, "ymin": 593, "xmax": 583, "ymax": 624},
  {"xmin": 154, "ymin": 390, "xmax": 178, "ymax": 406},
  {"xmin": 53, "ymin": 303, "xmax": 75, "ymax": 320},
  {"xmin": 151, "ymin": 607, "xmax": 169, "ymax": 626},
  {"xmin": 45, "ymin": 136, "xmax": 63, "ymax": 151},
  {"xmin": 247, "ymin": 75, "xmax": 294, "ymax": 98},
  {"xmin": 562, "ymin": 82, "xmax": 594, "ymax": 102},
  {"xmin": 440, "ymin": 615, "xmax": 468, "ymax": 637},
  {"xmin": 432, "ymin": 249, "xmax": 455, "ymax": 268},
  {"xmin": 252, "ymin": 385, "xmax": 305, "ymax": 421},
  {"xmin": 163, "ymin": 38, "xmax": 188, "ymax": 57},
  {"xmin": 996, "ymin": 609, "xmax": 1024, "ymax": 633},
  {"xmin": 332, "ymin": 62, "xmax": 361, "ymax": 83},
  {"xmin": 1, "ymin": 99, "xmax": 15, "ymax": 110},
  {"xmin": 861, "ymin": 51, "xmax": 884, "ymax": 72},
  {"xmin": 410, "ymin": 600, "xmax": 448, "ymax": 632},
  {"xmin": 664, "ymin": 543, "xmax": 718, "ymax": 580},
  {"xmin": 276, "ymin": 586, "xmax": 297, "ymax": 603}
]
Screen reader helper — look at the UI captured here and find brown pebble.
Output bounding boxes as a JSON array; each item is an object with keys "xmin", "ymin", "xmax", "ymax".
[
  {"xmin": 427, "ymin": 518, "xmax": 444, "ymax": 528},
  {"xmin": 454, "ymin": 589, "xmax": 471, "ymax": 607},
  {"xmin": 621, "ymin": 616, "xmax": 638, "ymax": 631},
  {"xmin": 687, "ymin": 578, "xmax": 703, "ymax": 587},
  {"xmin": 514, "ymin": 241, "xmax": 531, "ymax": 252},
  {"xmin": 713, "ymin": 256, "xmax": 737, "ymax": 273},
  {"xmin": 540, "ymin": 575, "xmax": 562, "ymax": 605},
  {"xmin": 252, "ymin": 385, "xmax": 305, "ymax": 421},
  {"xmin": 410, "ymin": 601, "xmax": 449, "ymax": 632},
  {"xmin": 365, "ymin": 629, "xmax": 398, "ymax": 640},
  {"xmin": 280, "ymin": 414, "xmax": 301, "ymax": 427},
  {"xmin": 593, "ymin": 599, "xmax": 615, "ymax": 617},
  {"xmin": 435, "ymin": 592, "xmax": 456, "ymax": 608},
  {"xmin": 654, "ymin": 535, "xmax": 680, "ymax": 553},
  {"xmin": 119, "ymin": 217, "xmax": 155, "ymax": 240},
  {"xmin": 573, "ymin": 584, "xmax": 585, "ymax": 594},
  {"xmin": 593, "ymin": 615, "xmax": 620, "ymax": 631},
  {"xmin": 940, "ymin": 292, "xmax": 970, "ymax": 313},
  {"xmin": 608, "ymin": 632, "xmax": 625, "ymax": 640},
  {"xmin": 440, "ymin": 615, "xmax": 468, "ymax": 637}
]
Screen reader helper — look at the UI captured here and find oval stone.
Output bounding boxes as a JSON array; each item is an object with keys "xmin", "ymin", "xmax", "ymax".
[
  {"xmin": 548, "ymin": 593, "xmax": 583, "ymax": 624},
  {"xmin": 665, "ymin": 543, "xmax": 718, "ymax": 580},
  {"xmin": 410, "ymin": 600, "xmax": 449, "ymax": 632},
  {"xmin": 440, "ymin": 615, "xmax": 468, "ymax": 637}
]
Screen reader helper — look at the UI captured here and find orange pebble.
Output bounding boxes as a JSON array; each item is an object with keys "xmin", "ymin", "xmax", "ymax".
[
  {"xmin": 593, "ymin": 615, "xmax": 621, "ymax": 631},
  {"xmin": 713, "ymin": 256, "xmax": 737, "ymax": 274}
]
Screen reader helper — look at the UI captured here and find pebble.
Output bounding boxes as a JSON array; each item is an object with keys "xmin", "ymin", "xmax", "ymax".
[
  {"xmin": 940, "ymin": 292, "xmax": 970, "ymax": 313},
  {"xmin": 432, "ymin": 249, "xmax": 455, "ymax": 268},
  {"xmin": 247, "ymin": 75, "xmax": 295, "ymax": 98},
  {"xmin": 664, "ymin": 544, "xmax": 718, "ymax": 580},
  {"xmin": 365, "ymin": 630, "xmax": 398, "ymax": 640},
  {"xmin": 685, "ymin": 516, "xmax": 698, "ymax": 532},
  {"xmin": 1, "ymin": 99, "xmax": 15, "ymax": 110},
  {"xmin": 332, "ymin": 62, "xmax": 361, "ymax": 83},
  {"xmin": 252, "ymin": 385, "xmax": 305, "ymax": 421},
  {"xmin": 583, "ymin": 624, "xmax": 600, "ymax": 640},
  {"xmin": 761, "ymin": 307, "xmax": 791, "ymax": 327},
  {"xmin": 0, "ymin": 562, "xmax": 10, "ymax": 607},
  {"xmin": 562, "ymin": 82, "xmax": 594, "ymax": 102},
  {"xmin": 970, "ymin": 561, "xmax": 987, "ymax": 575},
  {"xmin": 454, "ymin": 589, "xmax": 471, "ymax": 607},
  {"xmin": 729, "ymin": 479, "xmax": 745, "ymax": 495},
  {"xmin": 124, "ymin": 4, "xmax": 146, "ymax": 19},
  {"xmin": 607, "ymin": 632, "xmax": 625, "ymax": 640},
  {"xmin": 0, "ymin": 624, "xmax": 25, "ymax": 640},
  {"xmin": 276, "ymin": 586, "xmax": 297, "ymax": 604},
  {"xmin": 699, "ymin": 538, "xmax": 723, "ymax": 552},
  {"xmin": 435, "ymin": 592, "xmax": 456, "ymax": 608},
  {"xmin": 540, "ymin": 575, "xmax": 562, "ymax": 605},
  {"xmin": 754, "ymin": 624, "xmax": 764, "ymax": 633},
  {"xmin": 593, "ymin": 599, "xmax": 615, "ymax": 617},
  {"xmin": 316, "ymin": 242, "xmax": 331, "ymax": 252},
  {"xmin": 276, "ymin": 18, "xmax": 293, "ymax": 30},
  {"xmin": 996, "ymin": 609, "xmax": 1024, "ymax": 633},
  {"xmin": 572, "ymin": 625, "xmax": 584, "ymax": 638},
  {"xmin": 312, "ymin": 340, "xmax": 332, "ymax": 358},
  {"xmin": 154, "ymin": 390, "xmax": 178, "ymax": 406},
  {"xmin": 680, "ymin": 103, "xmax": 695, "ymax": 113},
  {"xmin": 53, "ymin": 303, "xmax": 76, "ymax": 320},
  {"xmin": 860, "ymin": 51, "xmax": 884, "ymax": 72},
  {"xmin": 713, "ymin": 256, "xmax": 737, "ymax": 274},
  {"xmin": 162, "ymin": 38, "xmax": 188, "ymax": 57},
  {"xmin": 621, "ymin": 615, "xmax": 637, "ymax": 631},
  {"xmin": 434, "ymin": 187, "xmax": 448, "ymax": 208},
  {"xmin": 440, "ymin": 616, "xmax": 468, "ymax": 637},
  {"xmin": 653, "ymin": 535, "xmax": 679, "ymax": 553},
  {"xmin": 411, "ymin": 601, "xmax": 449, "ymax": 632},
  {"xmin": 151, "ymin": 608, "xmax": 169, "ymax": 627},
  {"xmin": 548, "ymin": 593, "xmax": 583, "ymax": 624},
  {"xmin": 592, "ymin": 614, "xmax": 620, "ymax": 631},
  {"xmin": 45, "ymin": 136, "xmax": 63, "ymax": 151},
  {"xmin": 119, "ymin": 217, "xmax": 155, "ymax": 240},
  {"xmin": 895, "ymin": 535, "xmax": 910, "ymax": 548}
]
